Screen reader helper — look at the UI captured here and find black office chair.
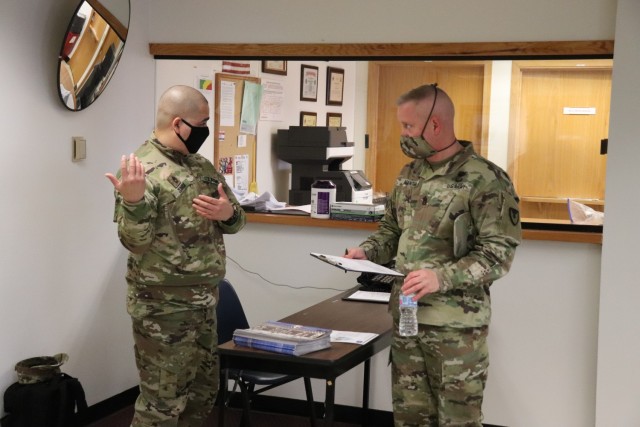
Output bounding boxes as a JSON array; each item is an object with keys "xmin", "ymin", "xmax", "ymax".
[{"xmin": 216, "ymin": 279, "xmax": 317, "ymax": 427}]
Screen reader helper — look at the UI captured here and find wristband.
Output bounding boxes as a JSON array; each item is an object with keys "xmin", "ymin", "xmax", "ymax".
[{"xmin": 222, "ymin": 204, "xmax": 240, "ymax": 225}]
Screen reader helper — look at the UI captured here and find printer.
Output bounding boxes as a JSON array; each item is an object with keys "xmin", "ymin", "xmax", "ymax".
[{"xmin": 276, "ymin": 126, "xmax": 373, "ymax": 206}]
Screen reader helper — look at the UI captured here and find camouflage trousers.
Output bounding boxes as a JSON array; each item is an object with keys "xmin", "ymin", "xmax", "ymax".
[
  {"xmin": 130, "ymin": 307, "xmax": 219, "ymax": 427},
  {"xmin": 391, "ymin": 324, "xmax": 489, "ymax": 427}
]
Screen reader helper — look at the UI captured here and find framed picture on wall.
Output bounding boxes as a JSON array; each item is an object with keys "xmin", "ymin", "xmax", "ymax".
[
  {"xmin": 300, "ymin": 111, "xmax": 317, "ymax": 126},
  {"xmin": 262, "ymin": 60, "xmax": 287, "ymax": 75},
  {"xmin": 300, "ymin": 64, "xmax": 319, "ymax": 102},
  {"xmin": 326, "ymin": 112, "xmax": 342, "ymax": 127},
  {"xmin": 326, "ymin": 67, "xmax": 344, "ymax": 106}
]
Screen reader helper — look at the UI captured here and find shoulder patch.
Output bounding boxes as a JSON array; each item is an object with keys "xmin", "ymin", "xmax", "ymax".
[{"xmin": 509, "ymin": 207, "xmax": 520, "ymax": 226}]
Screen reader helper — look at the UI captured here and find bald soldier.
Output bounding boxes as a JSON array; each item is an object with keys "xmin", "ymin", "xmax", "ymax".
[
  {"xmin": 106, "ymin": 85, "xmax": 245, "ymax": 426},
  {"xmin": 345, "ymin": 84, "xmax": 521, "ymax": 426}
]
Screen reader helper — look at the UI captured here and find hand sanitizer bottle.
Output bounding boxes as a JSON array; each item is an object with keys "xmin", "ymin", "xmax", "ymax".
[{"xmin": 310, "ymin": 180, "xmax": 336, "ymax": 219}]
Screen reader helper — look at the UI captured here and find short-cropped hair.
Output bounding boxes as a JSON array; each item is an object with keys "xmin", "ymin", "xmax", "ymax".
[{"xmin": 396, "ymin": 83, "xmax": 438, "ymax": 106}]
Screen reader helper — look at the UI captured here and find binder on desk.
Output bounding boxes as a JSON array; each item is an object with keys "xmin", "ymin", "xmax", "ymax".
[
  {"xmin": 310, "ymin": 252, "xmax": 404, "ymax": 277},
  {"xmin": 232, "ymin": 321, "xmax": 331, "ymax": 356}
]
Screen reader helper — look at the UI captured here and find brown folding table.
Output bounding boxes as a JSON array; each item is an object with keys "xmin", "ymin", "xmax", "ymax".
[{"xmin": 218, "ymin": 290, "xmax": 393, "ymax": 426}]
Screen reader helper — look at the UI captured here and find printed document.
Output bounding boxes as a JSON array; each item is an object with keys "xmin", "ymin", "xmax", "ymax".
[
  {"xmin": 343, "ymin": 290, "xmax": 391, "ymax": 303},
  {"xmin": 330, "ymin": 330, "xmax": 378, "ymax": 345}
]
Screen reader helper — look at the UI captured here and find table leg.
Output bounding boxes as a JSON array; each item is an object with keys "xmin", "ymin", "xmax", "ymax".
[
  {"xmin": 324, "ymin": 378, "xmax": 336, "ymax": 426},
  {"xmin": 218, "ymin": 368, "xmax": 228, "ymax": 427},
  {"xmin": 303, "ymin": 377, "xmax": 317, "ymax": 427},
  {"xmin": 362, "ymin": 358, "xmax": 371, "ymax": 427}
]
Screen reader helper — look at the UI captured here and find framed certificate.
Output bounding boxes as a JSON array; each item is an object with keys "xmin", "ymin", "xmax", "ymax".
[
  {"xmin": 262, "ymin": 60, "xmax": 287, "ymax": 75},
  {"xmin": 300, "ymin": 111, "xmax": 317, "ymax": 126},
  {"xmin": 326, "ymin": 112, "xmax": 342, "ymax": 127},
  {"xmin": 326, "ymin": 67, "xmax": 344, "ymax": 106},
  {"xmin": 300, "ymin": 64, "xmax": 319, "ymax": 102}
]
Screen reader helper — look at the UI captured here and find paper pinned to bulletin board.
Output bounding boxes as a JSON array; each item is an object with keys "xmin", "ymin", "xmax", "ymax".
[{"xmin": 214, "ymin": 73, "xmax": 261, "ymax": 193}]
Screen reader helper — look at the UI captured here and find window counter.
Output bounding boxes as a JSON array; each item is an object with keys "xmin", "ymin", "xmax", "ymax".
[{"xmin": 245, "ymin": 213, "xmax": 602, "ymax": 244}]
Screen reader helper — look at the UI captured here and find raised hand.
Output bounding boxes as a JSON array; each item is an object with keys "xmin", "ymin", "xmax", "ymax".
[
  {"xmin": 192, "ymin": 183, "xmax": 235, "ymax": 221},
  {"xmin": 105, "ymin": 153, "xmax": 146, "ymax": 203}
]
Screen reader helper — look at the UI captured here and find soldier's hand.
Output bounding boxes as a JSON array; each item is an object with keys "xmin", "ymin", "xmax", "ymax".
[
  {"xmin": 344, "ymin": 248, "xmax": 367, "ymax": 259},
  {"xmin": 105, "ymin": 154, "xmax": 146, "ymax": 203},
  {"xmin": 402, "ymin": 269, "xmax": 440, "ymax": 300},
  {"xmin": 193, "ymin": 183, "xmax": 235, "ymax": 221}
]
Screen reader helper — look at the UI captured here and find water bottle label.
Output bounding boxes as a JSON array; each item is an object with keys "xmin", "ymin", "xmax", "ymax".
[{"xmin": 399, "ymin": 295, "xmax": 417, "ymax": 307}]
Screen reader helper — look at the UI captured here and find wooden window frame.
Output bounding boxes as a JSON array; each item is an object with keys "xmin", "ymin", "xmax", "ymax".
[{"xmin": 149, "ymin": 41, "xmax": 613, "ymax": 244}]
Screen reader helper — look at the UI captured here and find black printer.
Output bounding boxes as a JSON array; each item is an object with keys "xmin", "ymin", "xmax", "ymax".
[{"xmin": 276, "ymin": 126, "xmax": 373, "ymax": 206}]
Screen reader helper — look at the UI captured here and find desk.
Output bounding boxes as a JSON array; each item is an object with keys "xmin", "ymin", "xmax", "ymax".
[{"xmin": 218, "ymin": 290, "xmax": 393, "ymax": 426}]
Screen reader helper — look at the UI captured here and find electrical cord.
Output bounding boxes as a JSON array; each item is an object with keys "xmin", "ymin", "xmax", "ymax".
[{"xmin": 226, "ymin": 255, "xmax": 351, "ymax": 292}]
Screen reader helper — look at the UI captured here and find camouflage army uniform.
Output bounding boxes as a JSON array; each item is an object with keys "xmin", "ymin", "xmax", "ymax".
[
  {"xmin": 112, "ymin": 134, "xmax": 245, "ymax": 427},
  {"xmin": 360, "ymin": 141, "xmax": 521, "ymax": 426}
]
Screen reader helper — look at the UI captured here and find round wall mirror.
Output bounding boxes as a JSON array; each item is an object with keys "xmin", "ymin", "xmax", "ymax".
[{"xmin": 57, "ymin": 0, "xmax": 130, "ymax": 111}]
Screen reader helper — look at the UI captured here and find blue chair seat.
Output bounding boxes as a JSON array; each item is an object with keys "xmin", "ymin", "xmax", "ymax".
[{"xmin": 216, "ymin": 279, "xmax": 317, "ymax": 427}]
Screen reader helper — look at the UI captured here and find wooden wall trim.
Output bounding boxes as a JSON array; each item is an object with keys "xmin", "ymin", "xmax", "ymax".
[{"xmin": 149, "ymin": 41, "xmax": 614, "ymax": 59}]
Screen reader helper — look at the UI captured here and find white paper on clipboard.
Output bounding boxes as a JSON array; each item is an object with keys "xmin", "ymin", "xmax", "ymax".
[
  {"xmin": 343, "ymin": 290, "xmax": 391, "ymax": 304},
  {"xmin": 310, "ymin": 253, "xmax": 404, "ymax": 276}
]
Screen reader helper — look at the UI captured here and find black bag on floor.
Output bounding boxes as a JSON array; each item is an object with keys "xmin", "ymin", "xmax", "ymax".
[{"xmin": 1, "ymin": 354, "xmax": 87, "ymax": 427}]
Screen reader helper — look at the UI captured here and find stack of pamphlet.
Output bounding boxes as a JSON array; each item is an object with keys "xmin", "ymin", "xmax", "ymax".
[
  {"xmin": 232, "ymin": 321, "xmax": 332, "ymax": 356},
  {"xmin": 330, "ymin": 202, "xmax": 385, "ymax": 222}
]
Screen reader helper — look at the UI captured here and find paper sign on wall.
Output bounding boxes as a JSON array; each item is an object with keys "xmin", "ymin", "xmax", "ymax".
[
  {"xmin": 239, "ymin": 81, "xmax": 263, "ymax": 135},
  {"xmin": 234, "ymin": 154, "xmax": 249, "ymax": 192},
  {"xmin": 220, "ymin": 81, "xmax": 236, "ymax": 127},
  {"xmin": 237, "ymin": 134, "xmax": 247, "ymax": 148},
  {"xmin": 260, "ymin": 80, "xmax": 285, "ymax": 121},
  {"xmin": 563, "ymin": 107, "xmax": 596, "ymax": 115},
  {"xmin": 218, "ymin": 157, "xmax": 233, "ymax": 175}
]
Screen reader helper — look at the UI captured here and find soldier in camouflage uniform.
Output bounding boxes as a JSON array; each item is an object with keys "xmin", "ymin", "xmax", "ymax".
[
  {"xmin": 106, "ymin": 85, "xmax": 246, "ymax": 426},
  {"xmin": 346, "ymin": 84, "xmax": 521, "ymax": 426}
]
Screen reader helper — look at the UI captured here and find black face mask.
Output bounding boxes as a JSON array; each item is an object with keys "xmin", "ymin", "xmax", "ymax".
[{"xmin": 175, "ymin": 119, "xmax": 209, "ymax": 154}]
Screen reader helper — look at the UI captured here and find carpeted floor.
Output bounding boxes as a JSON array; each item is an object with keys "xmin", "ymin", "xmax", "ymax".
[{"xmin": 86, "ymin": 405, "xmax": 360, "ymax": 427}]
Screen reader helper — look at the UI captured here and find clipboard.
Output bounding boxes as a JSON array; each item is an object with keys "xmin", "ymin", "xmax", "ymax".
[{"xmin": 310, "ymin": 253, "xmax": 404, "ymax": 277}]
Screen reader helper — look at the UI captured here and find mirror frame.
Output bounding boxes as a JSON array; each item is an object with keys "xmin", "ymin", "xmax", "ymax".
[{"xmin": 58, "ymin": 0, "xmax": 130, "ymax": 111}]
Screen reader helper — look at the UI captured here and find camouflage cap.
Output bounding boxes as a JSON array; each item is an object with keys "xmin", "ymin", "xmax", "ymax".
[{"xmin": 15, "ymin": 353, "xmax": 68, "ymax": 384}]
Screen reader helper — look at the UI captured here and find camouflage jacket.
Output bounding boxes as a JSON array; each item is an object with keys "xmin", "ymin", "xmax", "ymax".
[
  {"xmin": 112, "ymin": 134, "xmax": 245, "ymax": 315},
  {"xmin": 360, "ymin": 141, "xmax": 521, "ymax": 327}
]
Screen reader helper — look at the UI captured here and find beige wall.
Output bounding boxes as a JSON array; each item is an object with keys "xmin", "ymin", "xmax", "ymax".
[
  {"xmin": 4, "ymin": 0, "xmax": 640, "ymax": 426},
  {"xmin": 148, "ymin": 0, "xmax": 615, "ymax": 44}
]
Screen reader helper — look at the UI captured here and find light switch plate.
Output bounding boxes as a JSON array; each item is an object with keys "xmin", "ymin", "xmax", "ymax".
[{"xmin": 72, "ymin": 136, "xmax": 86, "ymax": 162}]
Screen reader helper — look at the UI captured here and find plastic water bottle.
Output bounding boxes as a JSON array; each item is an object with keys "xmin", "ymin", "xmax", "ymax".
[{"xmin": 399, "ymin": 294, "xmax": 418, "ymax": 337}]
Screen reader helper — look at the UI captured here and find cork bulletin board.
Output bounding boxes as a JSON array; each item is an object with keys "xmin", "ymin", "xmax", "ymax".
[{"xmin": 214, "ymin": 73, "xmax": 261, "ymax": 191}]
